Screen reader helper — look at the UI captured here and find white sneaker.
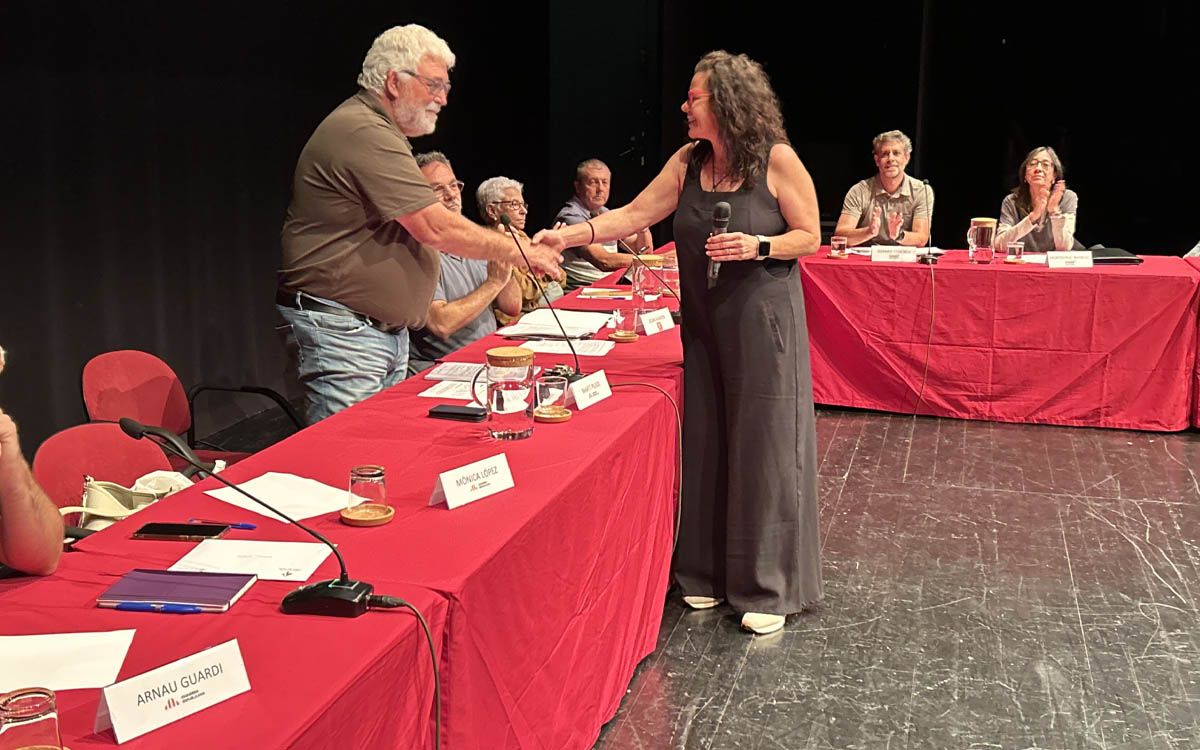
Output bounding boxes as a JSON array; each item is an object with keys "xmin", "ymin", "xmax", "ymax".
[
  {"xmin": 682, "ymin": 595, "xmax": 723, "ymax": 610},
  {"xmin": 740, "ymin": 612, "xmax": 785, "ymax": 635}
]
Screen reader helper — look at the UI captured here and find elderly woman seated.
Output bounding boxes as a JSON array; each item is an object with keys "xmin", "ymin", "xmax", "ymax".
[
  {"xmin": 996, "ymin": 146, "xmax": 1080, "ymax": 253},
  {"xmin": 477, "ymin": 177, "xmax": 566, "ymax": 324}
]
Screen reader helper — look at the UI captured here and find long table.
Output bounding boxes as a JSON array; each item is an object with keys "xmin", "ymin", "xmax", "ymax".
[
  {"xmin": 801, "ymin": 249, "xmax": 1200, "ymax": 431},
  {"xmin": 0, "ymin": 526, "xmax": 447, "ymax": 748},
  {"xmin": 2, "ymin": 285, "xmax": 684, "ymax": 748}
]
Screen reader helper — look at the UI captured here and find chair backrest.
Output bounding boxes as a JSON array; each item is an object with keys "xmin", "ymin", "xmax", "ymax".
[
  {"xmin": 32, "ymin": 423, "xmax": 173, "ymax": 514},
  {"xmin": 82, "ymin": 350, "xmax": 191, "ymax": 434}
]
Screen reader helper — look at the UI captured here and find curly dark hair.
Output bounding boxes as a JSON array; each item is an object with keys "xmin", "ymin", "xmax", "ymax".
[
  {"xmin": 688, "ymin": 51, "xmax": 788, "ymax": 189},
  {"xmin": 1010, "ymin": 146, "xmax": 1065, "ymax": 216}
]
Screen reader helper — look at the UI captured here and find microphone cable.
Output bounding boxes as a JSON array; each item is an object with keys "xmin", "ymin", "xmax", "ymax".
[
  {"xmin": 500, "ymin": 216, "xmax": 583, "ymax": 379},
  {"xmin": 910, "ymin": 259, "xmax": 937, "ymax": 416},
  {"xmin": 912, "ymin": 177, "xmax": 937, "ymax": 415},
  {"xmin": 610, "ymin": 382, "xmax": 683, "ymax": 551},
  {"xmin": 368, "ymin": 595, "xmax": 441, "ymax": 750}
]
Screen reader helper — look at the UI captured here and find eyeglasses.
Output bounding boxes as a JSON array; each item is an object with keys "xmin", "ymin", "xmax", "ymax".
[
  {"xmin": 1027, "ymin": 159, "xmax": 1054, "ymax": 170},
  {"xmin": 430, "ymin": 180, "xmax": 465, "ymax": 197},
  {"xmin": 686, "ymin": 89, "xmax": 710, "ymax": 107},
  {"xmin": 401, "ymin": 70, "xmax": 452, "ymax": 97},
  {"xmin": 490, "ymin": 199, "xmax": 529, "ymax": 212}
]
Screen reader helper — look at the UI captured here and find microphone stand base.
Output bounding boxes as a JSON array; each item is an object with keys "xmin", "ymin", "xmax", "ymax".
[
  {"xmin": 281, "ymin": 578, "xmax": 374, "ymax": 617},
  {"xmin": 918, "ymin": 254, "xmax": 939, "ymax": 265}
]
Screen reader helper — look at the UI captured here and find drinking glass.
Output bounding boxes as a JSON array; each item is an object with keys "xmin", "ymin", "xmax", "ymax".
[
  {"xmin": 0, "ymin": 688, "xmax": 63, "ymax": 750},
  {"xmin": 348, "ymin": 465, "xmax": 387, "ymax": 509}
]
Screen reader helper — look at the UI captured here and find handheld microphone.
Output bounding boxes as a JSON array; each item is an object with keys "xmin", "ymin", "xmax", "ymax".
[
  {"xmin": 118, "ymin": 417, "xmax": 374, "ymax": 617},
  {"xmin": 917, "ymin": 178, "xmax": 938, "ymax": 265},
  {"xmin": 706, "ymin": 201, "xmax": 732, "ymax": 287},
  {"xmin": 500, "ymin": 214, "xmax": 584, "ymax": 382}
]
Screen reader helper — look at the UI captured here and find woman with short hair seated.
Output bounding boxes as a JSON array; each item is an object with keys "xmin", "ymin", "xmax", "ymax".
[
  {"xmin": 996, "ymin": 146, "xmax": 1079, "ymax": 253},
  {"xmin": 477, "ymin": 177, "xmax": 566, "ymax": 324}
]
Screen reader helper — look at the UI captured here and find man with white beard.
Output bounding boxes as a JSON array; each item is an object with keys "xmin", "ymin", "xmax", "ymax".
[{"xmin": 277, "ymin": 24, "xmax": 562, "ymax": 422}]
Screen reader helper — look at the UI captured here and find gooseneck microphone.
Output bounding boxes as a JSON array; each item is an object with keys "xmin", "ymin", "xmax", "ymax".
[
  {"xmin": 706, "ymin": 201, "xmax": 732, "ymax": 288},
  {"xmin": 500, "ymin": 214, "xmax": 584, "ymax": 382},
  {"xmin": 119, "ymin": 417, "xmax": 373, "ymax": 617}
]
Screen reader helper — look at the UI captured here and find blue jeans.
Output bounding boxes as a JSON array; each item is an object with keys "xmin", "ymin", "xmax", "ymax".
[{"xmin": 277, "ymin": 301, "xmax": 409, "ymax": 424}]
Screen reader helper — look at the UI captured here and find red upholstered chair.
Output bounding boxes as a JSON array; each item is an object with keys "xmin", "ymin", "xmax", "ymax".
[
  {"xmin": 32, "ymin": 422, "xmax": 173, "ymax": 525},
  {"xmin": 82, "ymin": 350, "xmax": 302, "ymax": 471}
]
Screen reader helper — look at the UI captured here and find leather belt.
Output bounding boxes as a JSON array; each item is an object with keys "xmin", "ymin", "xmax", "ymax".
[{"xmin": 276, "ymin": 290, "xmax": 402, "ymax": 334}]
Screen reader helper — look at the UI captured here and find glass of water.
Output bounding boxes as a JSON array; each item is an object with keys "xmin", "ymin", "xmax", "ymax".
[
  {"xmin": 1005, "ymin": 240, "xmax": 1025, "ymax": 263},
  {"xmin": 348, "ymin": 465, "xmax": 387, "ymax": 509}
]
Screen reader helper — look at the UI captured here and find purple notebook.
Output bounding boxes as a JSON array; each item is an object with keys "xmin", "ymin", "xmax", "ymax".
[{"xmin": 97, "ymin": 569, "xmax": 257, "ymax": 612}]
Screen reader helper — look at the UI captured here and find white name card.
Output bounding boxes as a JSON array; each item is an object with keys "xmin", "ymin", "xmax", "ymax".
[
  {"xmin": 870, "ymin": 246, "xmax": 918, "ymax": 263},
  {"xmin": 429, "ymin": 453, "xmax": 514, "ymax": 509},
  {"xmin": 96, "ymin": 639, "xmax": 250, "ymax": 744},
  {"xmin": 639, "ymin": 308, "xmax": 675, "ymax": 336},
  {"xmin": 1047, "ymin": 250, "xmax": 1093, "ymax": 269},
  {"xmin": 565, "ymin": 370, "xmax": 612, "ymax": 411}
]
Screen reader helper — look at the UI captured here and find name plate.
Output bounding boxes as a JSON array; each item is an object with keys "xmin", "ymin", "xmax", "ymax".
[
  {"xmin": 639, "ymin": 308, "xmax": 675, "ymax": 336},
  {"xmin": 96, "ymin": 639, "xmax": 250, "ymax": 744},
  {"xmin": 870, "ymin": 246, "xmax": 918, "ymax": 263},
  {"xmin": 1047, "ymin": 250, "xmax": 1093, "ymax": 269},
  {"xmin": 430, "ymin": 453, "xmax": 514, "ymax": 509},
  {"xmin": 565, "ymin": 369, "xmax": 612, "ymax": 411}
]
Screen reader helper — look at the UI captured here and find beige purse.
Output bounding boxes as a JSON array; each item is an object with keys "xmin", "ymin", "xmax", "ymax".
[{"xmin": 59, "ymin": 472, "xmax": 191, "ymax": 531}]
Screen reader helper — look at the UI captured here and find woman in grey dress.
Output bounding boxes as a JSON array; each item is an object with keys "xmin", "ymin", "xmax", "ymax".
[
  {"xmin": 995, "ymin": 146, "xmax": 1080, "ymax": 253},
  {"xmin": 534, "ymin": 51, "xmax": 823, "ymax": 634}
]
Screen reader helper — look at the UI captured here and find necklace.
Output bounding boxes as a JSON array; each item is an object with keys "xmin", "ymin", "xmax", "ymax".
[{"xmin": 710, "ymin": 159, "xmax": 732, "ymax": 190}]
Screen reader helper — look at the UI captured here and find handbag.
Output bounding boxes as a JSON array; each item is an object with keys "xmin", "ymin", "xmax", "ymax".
[{"xmin": 58, "ymin": 471, "xmax": 193, "ymax": 531}]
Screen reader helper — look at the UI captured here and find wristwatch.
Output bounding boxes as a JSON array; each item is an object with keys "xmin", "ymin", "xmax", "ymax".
[
  {"xmin": 896, "ymin": 229, "xmax": 906, "ymax": 242},
  {"xmin": 756, "ymin": 235, "xmax": 771, "ymax": 260}
]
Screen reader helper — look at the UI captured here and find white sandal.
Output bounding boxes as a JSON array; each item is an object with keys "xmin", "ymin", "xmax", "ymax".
[
  {"xmin": 682, "ymin": 595, "xmax": 723, "ymax": 610},
  {"xmin": 740, "ymin": 612, "xmax": 785, "ymax": 635}
]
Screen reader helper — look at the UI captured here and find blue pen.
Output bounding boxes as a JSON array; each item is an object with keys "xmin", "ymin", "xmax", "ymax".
[
  {"xmin": 189, "ymin": 518, "xmax": 257, "ymax": 530},
  {"xmin": 114, "ymin": 602, "xmax": 204, "ymax": 614}
]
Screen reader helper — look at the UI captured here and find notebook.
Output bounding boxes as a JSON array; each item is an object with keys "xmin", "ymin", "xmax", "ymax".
[
  {"xmin": 1090, "ymin": 247, "xmax": 1143, "ymax": 265},
  {"xmin": 97, "ymin": 569, "xmax": 257, "ymax": 613}
]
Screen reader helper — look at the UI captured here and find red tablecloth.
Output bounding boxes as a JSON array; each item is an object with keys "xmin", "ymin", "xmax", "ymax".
[
  {"xmin": 0, "ymin": 540, "xmax": 446, "ymax": 749},
  {"xmin": 801, "ymin": 249, "xmax": 1200, "ymax": 430},
  {"xmin": 1186, "ymin": 256, "xmax": 1200, "ymax": 427},
  {"xmin": 319, "ymin": 336, "xmax": 679, "ymax": 748}
]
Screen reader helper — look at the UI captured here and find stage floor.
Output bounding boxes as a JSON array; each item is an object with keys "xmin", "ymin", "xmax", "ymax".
[{"xmin": 595, "ymin": 408, "xmax": 1200, "ymax": 749}]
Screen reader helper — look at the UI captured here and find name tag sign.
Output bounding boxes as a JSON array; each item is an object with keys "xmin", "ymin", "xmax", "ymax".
[
  {"xmin": 639, "ymin": 308, "xmax": 675, "ymax": 336},
  {"xmin": 565, "ymin": 370, "xmax": 612, "ymax": 411},
  {"xmin": 430, "ymin": 453, "xmax": 514, "ymax": 509},
  {"xmin": 96, "ymin": 639, "xmax": 250, "ymax": 744},
  {"xmin": 870, "ymin": 246, "xmax": 918, "ymax": 263},
  {"xmin": 1047, "ymin": 251, "xmax": 1093, "ymax": 269}
]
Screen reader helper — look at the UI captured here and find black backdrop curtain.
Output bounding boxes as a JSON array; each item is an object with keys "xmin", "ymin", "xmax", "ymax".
[{"xmin": 2, "ymin": 0, "xmax": 1196, "ymax": 452}]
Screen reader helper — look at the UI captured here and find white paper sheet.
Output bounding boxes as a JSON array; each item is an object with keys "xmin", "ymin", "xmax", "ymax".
[
  {"xmin": 521, "ymin": 339, "xmax": 616, "ymax": 356},
  {"xmin": 204, "ymin": 472, "xmax": 362, "ymax": 522},
  {"xmin": 423, "ymin": 362, "xmax": 485, "ymax": 382},
  {"xmin": 496, "ymin": 309, "xmax": 614, "ymax": 338},
  {"xmin": 418, "ymin": 380, "xmax": 488, "ymax": 401},
  {"xmin": 0, "ymin": 629, "xmax": 136, "ymax": 692},
  {"xmin": 170, "ymin": 540, "xmax": 332, "ymax": 581}
]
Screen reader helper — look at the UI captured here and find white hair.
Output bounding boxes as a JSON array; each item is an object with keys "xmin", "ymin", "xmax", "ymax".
[
  {"xmin": 357, "ymin": 25, "xmax": 455, "ymax": 94},
  {"xmin": 476, "ymin": 176, "xmax": 524, "ymax": 217}
]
